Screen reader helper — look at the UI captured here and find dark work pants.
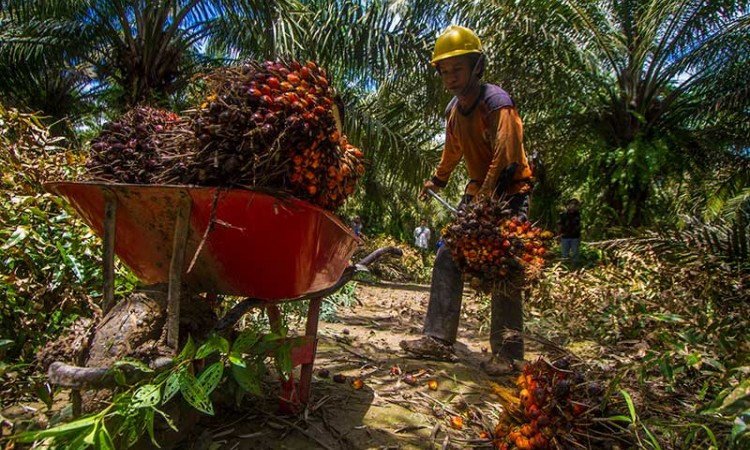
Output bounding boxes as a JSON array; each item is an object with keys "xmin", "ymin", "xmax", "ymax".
[{"xmin": 422, "ymin": 192, "xmax": 528, "ymax": 360}]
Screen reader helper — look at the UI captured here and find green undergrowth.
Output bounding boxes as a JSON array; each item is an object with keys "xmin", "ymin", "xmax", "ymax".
[
  {"xmin": 0, "ymin": 107, "xmax": 138, "ymax": 376},
  {"xmin": 352, "ymin": 234, "xmax": 432, "ymax": 284},
  {"xmin": 526, "ymin": 238, "xmax": 749, "ymax": 449}
]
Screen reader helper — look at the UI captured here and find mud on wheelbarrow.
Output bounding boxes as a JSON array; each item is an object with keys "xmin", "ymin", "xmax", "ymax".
[{"xmin": 44, "ymin": 181, "xmax": 401, "ymax": 413}]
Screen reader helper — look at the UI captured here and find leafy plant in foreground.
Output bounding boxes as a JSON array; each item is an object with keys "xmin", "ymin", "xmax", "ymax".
[{"xmin": 11, "ymin": 330, "xmax": 293, "ymax": 449}]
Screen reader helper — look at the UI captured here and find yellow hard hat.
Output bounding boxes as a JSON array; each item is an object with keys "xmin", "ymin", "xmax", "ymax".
[{"xmin": 431, "ymin": 25, "xmax": 483, "ymax": 66}]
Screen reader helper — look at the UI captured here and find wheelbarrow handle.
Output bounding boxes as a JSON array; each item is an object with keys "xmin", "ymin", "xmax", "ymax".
[
  {"xmin": 426, "ymin": 188, "xmax": 458, "ymax": 214},
  {"xmin": 213, "ymin": 246, "xmax": 403, "ymax": 333},
  {"xmin": 355, "ymin": 246, "xmax": 402, "ymax": 267}
]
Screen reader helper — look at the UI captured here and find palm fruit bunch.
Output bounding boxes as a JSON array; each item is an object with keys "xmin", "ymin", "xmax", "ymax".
[
  {"xmin": 492, "ymin": 357, "xmax": 612, "ymax": 450},
  {"xmin": 86, "ymin": 106, "xmax": 189, "ymax": 184},
  {"xmin": 442, "ymin": 197, "xmax": 554, "ymax": 292},
  {"xmin": 179, "ymin": 59, "xmax": 364, "ymax": 210}
]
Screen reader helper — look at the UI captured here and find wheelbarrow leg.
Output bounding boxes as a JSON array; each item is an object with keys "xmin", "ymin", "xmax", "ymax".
[
  {"xmin": 299, "ymin": 297, "xmax": 322, "ymax": 405},
  {"xmin": 266, "ymin": 305, "xmax": 299, "ymax": 414},
  {"xmin": 72, "ymin": 189, "xmax": 117, "ymax": 417},
  {"xmin": 101, "ymin": 189, "xmax": 117, "ymax": 315},
  {"xmin": 166, "ymin": 192, "xmax": 192, "ymax": 352}
]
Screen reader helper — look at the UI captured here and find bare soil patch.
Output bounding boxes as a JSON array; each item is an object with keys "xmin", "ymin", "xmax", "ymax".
[
  {"xmin": 193, "ymin": 282, "xmax": 542, "ymax": 450},
  {"xmin": 3, "ymin": 282, "xmax": 544, "ymax": 450}
]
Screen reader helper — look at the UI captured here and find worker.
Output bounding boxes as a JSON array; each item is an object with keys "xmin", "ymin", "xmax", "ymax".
[{"xmin": 400, "ymin": 25, "xmax": 533, "ymax": 375}]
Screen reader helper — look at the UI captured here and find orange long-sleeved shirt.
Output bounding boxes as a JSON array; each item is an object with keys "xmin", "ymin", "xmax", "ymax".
[{"xmin": 433, "ymin": 84, "xmax": 532, "ymax": 197}]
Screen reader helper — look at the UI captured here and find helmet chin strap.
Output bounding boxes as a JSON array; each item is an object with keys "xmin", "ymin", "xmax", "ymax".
[{"xmin": 457, "ymin": 54, "xmax": 485, "ymax": 98}]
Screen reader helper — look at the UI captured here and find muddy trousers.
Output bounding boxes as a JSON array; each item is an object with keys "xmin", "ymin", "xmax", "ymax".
[{"xmin": 422, "ymin": 243, "xmax": 524, "ymax": 359}]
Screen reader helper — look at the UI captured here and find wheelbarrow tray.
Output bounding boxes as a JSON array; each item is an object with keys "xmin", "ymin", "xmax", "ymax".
[{"xmin": 45, "ymin": 182, "xmax": 358, "ymax": 300}]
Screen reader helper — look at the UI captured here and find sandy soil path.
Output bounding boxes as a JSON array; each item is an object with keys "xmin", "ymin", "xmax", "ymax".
[{"xmin": 206, "ymin": 282, "xmax": 540, "ymax": 450}]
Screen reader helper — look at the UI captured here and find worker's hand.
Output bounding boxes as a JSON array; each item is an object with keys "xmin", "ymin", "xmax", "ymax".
[{"xmin": 420, "ymin": 180, "xmax": 440, "ymax": 201}]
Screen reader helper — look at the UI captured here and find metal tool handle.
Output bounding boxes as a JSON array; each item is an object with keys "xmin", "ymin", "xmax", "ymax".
[{"xmin": 426, "ymin": 188, "xmax": 458, "ymax": 213}]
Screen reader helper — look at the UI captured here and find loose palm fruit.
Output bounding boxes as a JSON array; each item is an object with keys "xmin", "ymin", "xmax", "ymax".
[
  {"xmin": 427, "ymin": 380, "xmax": 438, "ymax": 391},
  {"xmin": 351, "ymin": 379, "xmax": 364, "ymax": 390},
  {"xmin": 402, "ymin": 375, "xmax": 418, "ymax": 386},
  {"xmin": 449, "ymin": 416, "xmax": 464, "ymax": 429}
]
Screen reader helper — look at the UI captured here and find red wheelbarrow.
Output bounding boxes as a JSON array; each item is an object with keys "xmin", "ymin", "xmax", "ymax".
[{"xmin": 45, "ymin": 181, "xmax": 400, "ymax": 413}]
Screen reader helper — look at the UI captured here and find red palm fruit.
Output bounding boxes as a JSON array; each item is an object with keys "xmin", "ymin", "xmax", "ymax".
[
  {"xmin": 515, "ymin": 436, "xmax": 531, "ymax": 450},
  {"xmin": 260, "ymin": 84, "xmax": 271, "ymax": 95},
  {"xmin": 280, "ymin": 81, "xmax": 293, "ymax": 92},
  {"xmin": 402, "ymin": 374, "xmax": 417, "ymax": 385},
  {"xmin": 530, "ymin": 434, "xmax": 548, "ymax": 449},
  {"xmin": 532, "ymin": 386, "xmax": 547, "ymax": 405},
  {"xmin": 527, "ymin": 403, "xmax": 541, "ymax": 420},
  {"xmin": 290, "ymin": 60, "xmax": 301, "ymax": 70},
  {"xmin": 571, "ymin": 402, "xmax": 587, "ymax": 416},
  {"xmin": 520, "ymin": 424, "xmax": 533, "ymax": 437},
  {"xmin": 519, "ymin": 389, "xmax": 532, "ymax": 409},
  {"xmin": 267, "ymin": 76, "xmax": 280, "ymax": 89},
  {"xmin": 307, "ymin": 185, "xmax": 317, "ymax": 195},
  {"xmin": 318, "ymin": 76, "xmax": 328, "ymax": 87},
  {"xmin": 287, "ymin": 73, "xmax": 301, "ymax": 84},
  {"xmin": 273, "ymin": 96, "xmax": 287, "ymax": 109},
  {"xmin": 300, "ymin": 66, "xmax": 311, "ymax": 79}
]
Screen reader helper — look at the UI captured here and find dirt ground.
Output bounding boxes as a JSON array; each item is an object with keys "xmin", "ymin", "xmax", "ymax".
[
  {"xmin": 2, "ymin": 282, "xmax": 544, "ymax": 450},
  {"xmin": 190, "ymin": 282, "xmax": 542, "ymax": 450}
]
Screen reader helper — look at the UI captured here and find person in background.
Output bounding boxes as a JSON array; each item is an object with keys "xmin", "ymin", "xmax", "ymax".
[
  {"xmin": 414, "ymin": 218, "xmax": 431, "ymax": 252},
  {"xmin": 351, "ymin": 215, "xmax": 363, "ymax": 238},
  {"xmin": 399, "ymin": 25, "xmax": 533, "ymax": 375},
  {"xmin": 558, "ymin": 198, "xmax": 581, "ymax": 267}
]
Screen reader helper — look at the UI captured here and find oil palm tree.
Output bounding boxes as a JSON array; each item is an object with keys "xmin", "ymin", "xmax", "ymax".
[
  {"xmin": 0, "ymin": 0, "xmax": 301, "ymax": 115},
  {"xmin": 0, "ymin": 0, "xmax": 461, "ymax": 234},
  {"xmin": 451, "ymin": 0, "xmax": 750, "ymax": 230}
]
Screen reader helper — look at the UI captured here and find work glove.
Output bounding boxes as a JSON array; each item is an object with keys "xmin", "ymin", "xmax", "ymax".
[
  {"xmin": 493, "ymin": 163, "xmax": 519, "ymax": 197},
  {"xmin": 420, "ymin": 179, "xmax": 441, "ymax": 202}
]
